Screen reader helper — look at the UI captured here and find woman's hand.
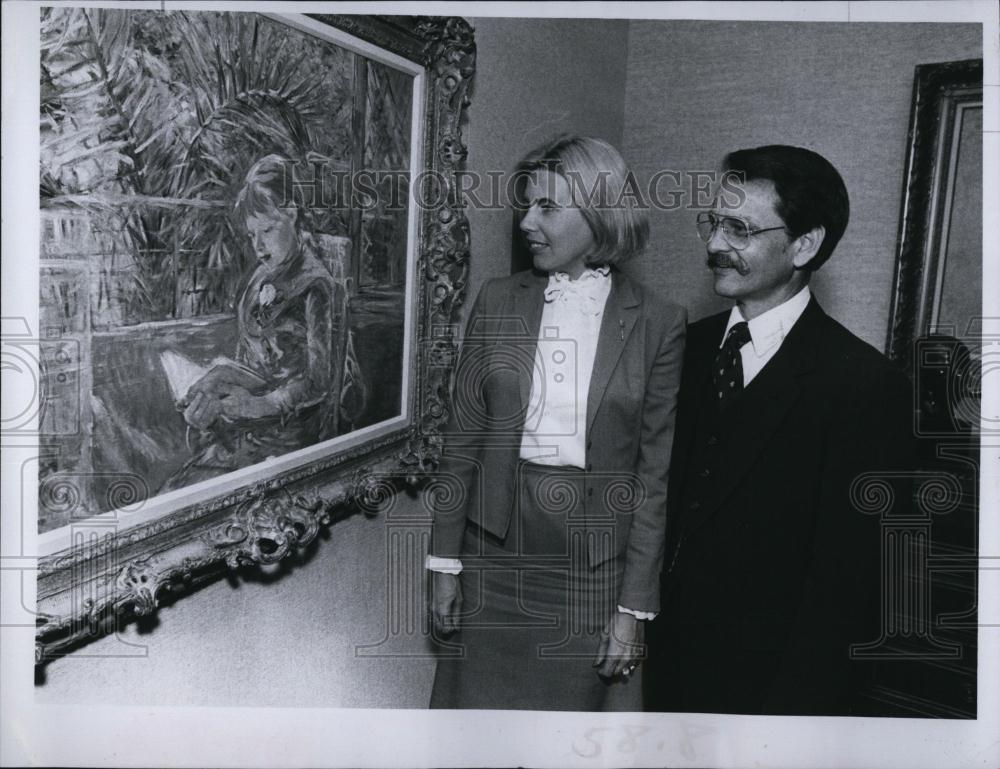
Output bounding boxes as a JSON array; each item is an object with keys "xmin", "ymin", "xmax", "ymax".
[
  {"xmin": 593, "ymin": 612, "xmax": 645, "ymax": 679},
  {"xmin": 430, "ymin": 571, "xmax": 462, "ymax": 636}
]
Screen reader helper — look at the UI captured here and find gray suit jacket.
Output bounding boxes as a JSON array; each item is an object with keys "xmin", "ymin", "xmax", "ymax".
[{"xmin": 430, "ymin": 267, "xmax": 686, "ymax": 612}]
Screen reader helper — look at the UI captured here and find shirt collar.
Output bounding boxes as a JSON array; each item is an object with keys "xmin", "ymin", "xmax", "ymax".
[
  {"xmin": 721, "ymin": 285, "xmax": 811, "ymax": 357},
  {"xmin": 550, "ymin": 265, "xmax": 611, "ymax": 282},
  {"xmin": 544, "ymin": 265, "xmax": 612, "ymax": 314}
]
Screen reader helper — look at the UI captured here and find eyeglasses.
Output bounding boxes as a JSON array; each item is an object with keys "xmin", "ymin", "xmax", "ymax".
[{"xmin": 695, "ymin": 212, "xmax": 788, "ymax": 250}]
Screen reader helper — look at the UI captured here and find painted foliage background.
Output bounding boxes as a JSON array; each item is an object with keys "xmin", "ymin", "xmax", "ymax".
[{"xmin": 38, "ymin": 9, "xmax": 413, "ymax": 532}]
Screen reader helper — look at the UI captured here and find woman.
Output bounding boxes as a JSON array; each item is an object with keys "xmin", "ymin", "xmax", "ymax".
[
  {"xmin": 427, "ymin": 135, "xmax": 686, "ymax": 711},
  {"xmin": 162, "ymin": 154, "xmax": 364, "ymax": 491}
]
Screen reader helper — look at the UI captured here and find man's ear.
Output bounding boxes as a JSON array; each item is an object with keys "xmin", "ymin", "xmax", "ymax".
[{"xmin": 790, "ymin": 225, "xmax": 825, "ymax": 269}]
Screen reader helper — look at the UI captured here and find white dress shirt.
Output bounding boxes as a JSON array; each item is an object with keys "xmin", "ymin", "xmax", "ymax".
[
  {"xmin": 519, "ymin": 267, "xmax": 612, "ymax": 467},
  {"xmin": 722, "ymin": 285, "xmax": 811, "ymax": 384}
]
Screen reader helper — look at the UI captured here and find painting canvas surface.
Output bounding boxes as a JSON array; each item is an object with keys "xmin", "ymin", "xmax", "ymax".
[{"xmin": 37, "ymin": 9, "xmax": 414, "ymax": 532}]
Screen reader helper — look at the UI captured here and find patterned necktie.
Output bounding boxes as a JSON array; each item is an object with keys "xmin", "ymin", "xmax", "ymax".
[{"xmin": 713, "ymin": 321, "xmax": 752, "ymax": 411}]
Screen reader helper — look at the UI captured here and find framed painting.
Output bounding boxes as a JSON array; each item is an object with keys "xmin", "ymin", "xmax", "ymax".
[
  {"xmin": 886, "ymin": 58, "xmax": 983, "ymax": 379},
  {"xmin": 881, "ymin": 58, "xmax": 982, "ymax": 718},
  {"xmin": 31, "ymin": 10, "xmax": 475, "ymax": 662}
]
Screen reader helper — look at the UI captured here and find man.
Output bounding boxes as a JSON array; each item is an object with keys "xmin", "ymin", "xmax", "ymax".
[{"xmin": 644, "ymin": 145, "xmax": 915, "ymax": 715}]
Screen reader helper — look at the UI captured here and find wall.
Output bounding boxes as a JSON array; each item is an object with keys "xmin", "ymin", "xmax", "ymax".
[
  {"xmin": 35, "ymin": 16, "xmax": 631, "ymax": 708},
  {"xmin": 621, "ymin": 21, "xmax": 981, "ymax": 348},
  {"xmin": 36, "ymin": 510, "xmax": 435, "ymax": 708}
]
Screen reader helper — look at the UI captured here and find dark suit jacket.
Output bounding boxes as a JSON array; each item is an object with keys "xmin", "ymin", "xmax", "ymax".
[
  {"xmin": 646, "ymin": 296, "xmax": 916, "ymax": 714},
  {"xmin": 430, "ymin": 267, "xmax": 686, "ymax": 612}
]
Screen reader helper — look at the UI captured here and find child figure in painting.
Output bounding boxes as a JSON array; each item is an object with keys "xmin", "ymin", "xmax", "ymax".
[{"xmin": 162, "ymin": 154, "xmax": 363, "ymax": 491}]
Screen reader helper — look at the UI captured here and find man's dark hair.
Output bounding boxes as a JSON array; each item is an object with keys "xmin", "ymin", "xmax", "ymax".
[{"xmin": 722, "ymin": 145, "xmax": 849, "ymax": 270}]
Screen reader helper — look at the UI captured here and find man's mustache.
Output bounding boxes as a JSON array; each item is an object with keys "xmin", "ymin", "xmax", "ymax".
[{"xmin": 706, "ymin": 253, "xmax": 751, "ymax": 275}]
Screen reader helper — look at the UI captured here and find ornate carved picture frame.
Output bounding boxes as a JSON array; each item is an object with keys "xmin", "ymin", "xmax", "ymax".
[
  {"xmin": 33, "ymin": 12, "xmax": 475, "ymax": 664},
  {"xmin": 886, "ymin": 58, "xmax": 983, "ymax": 377}
]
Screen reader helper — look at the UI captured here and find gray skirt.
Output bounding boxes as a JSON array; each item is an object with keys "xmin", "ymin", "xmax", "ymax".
[{"xmin": 429, "ymin": 461, "xmax": 627, "ymax": 711}]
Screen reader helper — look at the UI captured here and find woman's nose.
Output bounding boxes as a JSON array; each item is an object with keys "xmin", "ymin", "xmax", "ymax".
[{"xmin": 520, "ymin": 205, "xmax": 538, "ymax": 232}]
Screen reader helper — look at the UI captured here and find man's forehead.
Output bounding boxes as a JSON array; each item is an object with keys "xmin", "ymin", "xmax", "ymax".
[{"xmin": 712, "ymin": 177, "xmax": 779, "ymax": 218}]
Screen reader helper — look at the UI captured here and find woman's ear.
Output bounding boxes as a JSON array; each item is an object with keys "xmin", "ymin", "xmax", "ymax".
[{"xmin": 791, "ymin": 225, "xmax": 825, "ymax": 269}]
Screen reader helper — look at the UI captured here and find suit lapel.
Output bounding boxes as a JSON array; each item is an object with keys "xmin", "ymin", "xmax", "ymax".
[
  {"xmin": 683, "ymin": 297, "xmax": 823, "ymax": 534},
  {"xmin": 586, "ymin": 270, "xmax": 640, "ymax": 435},
  {"xmin": 505, "ymin": 270, "xmax": 546, "ymax": 414}
]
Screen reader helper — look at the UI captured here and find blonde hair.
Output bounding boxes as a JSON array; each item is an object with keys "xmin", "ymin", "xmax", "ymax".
[{"xmin": 514, "ymin": 135, "xmax": 649, "ymax": 266}]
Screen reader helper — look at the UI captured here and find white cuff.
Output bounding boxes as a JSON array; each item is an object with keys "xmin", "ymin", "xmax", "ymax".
[
  {"xmin": 618, "ymin": 605, "xmax": 657, "ymax": 621},
  {"xmin": 425, "ymin": 555, "xmax": 463, "ymax": 574}
]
